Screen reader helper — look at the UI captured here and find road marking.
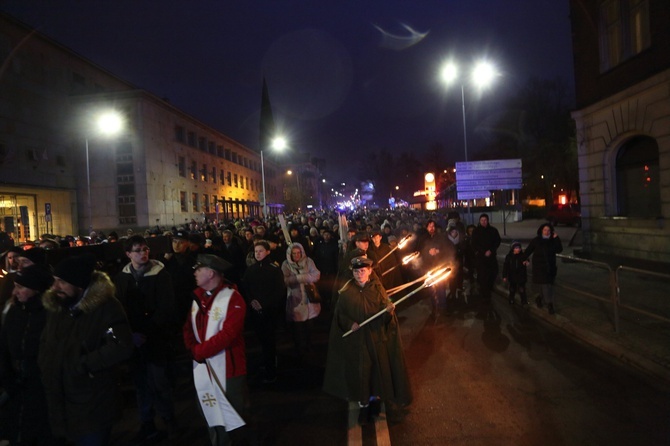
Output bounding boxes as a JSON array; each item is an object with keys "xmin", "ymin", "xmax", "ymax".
[
  {"xmin": 374, "ymin": 403, "xmax": 391, "ymax": 446},
  {"xmin": 348, "ymin": 402, "xmax": 362, "ymax": 446}
]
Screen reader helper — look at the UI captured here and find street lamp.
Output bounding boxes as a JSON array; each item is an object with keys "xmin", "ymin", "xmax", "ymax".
[
  {"xmin": 85, "ymin": 111, "xmax": 123, "ymax": 233},
  {"xmin": 261, "ymin": 136, "xmax": 287, "ymax": 217},
  {"xmin": 441, "ymin": 59, "xmax": 497, "ymax": 223}
]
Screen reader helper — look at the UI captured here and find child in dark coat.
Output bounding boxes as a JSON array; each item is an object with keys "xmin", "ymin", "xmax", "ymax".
[{"xmin": 502, "ymin": 241, "xmax": 527, "ymax": 305}]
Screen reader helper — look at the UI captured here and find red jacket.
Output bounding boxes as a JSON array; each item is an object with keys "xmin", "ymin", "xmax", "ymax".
[{"xmin": 183, "ymin": 284, "xmax": 247, "ymax": 378}]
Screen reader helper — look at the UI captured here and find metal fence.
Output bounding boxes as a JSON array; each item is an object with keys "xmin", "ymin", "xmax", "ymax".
[{"xmin": 497, "ymin": 243, "xmax": 670, "ymax": 333}]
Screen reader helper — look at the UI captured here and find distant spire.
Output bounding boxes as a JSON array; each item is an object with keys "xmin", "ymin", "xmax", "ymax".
[{"xmin": 259, "ymin": 76, "xmax": 276, "ymax": 153}]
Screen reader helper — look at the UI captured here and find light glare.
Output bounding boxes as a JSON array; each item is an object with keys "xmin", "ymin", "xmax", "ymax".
[
  {"xmin": 471, "ymin": 61, "xmax": 496, "ymax": 88},
  {"xmin": 97, "ymin": 112, "xmax": 123, "ymax": 136}
]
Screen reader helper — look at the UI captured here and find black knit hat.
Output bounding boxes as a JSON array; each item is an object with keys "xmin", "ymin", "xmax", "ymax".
[
  {"xmin": 53, "ymin": 254, "xmax": 96, "ymax": 289},
  {"xmin": 18, "ymin": 247, "xmax": 47, "ymax": 266},
  {"xmin": 14, "ymin": 264, "xmax": 54, "ymax": 292}
]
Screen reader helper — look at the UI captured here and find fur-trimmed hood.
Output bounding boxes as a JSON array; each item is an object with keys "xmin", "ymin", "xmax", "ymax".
[{"xmin": 42, "ymin": 270, "xmax": 116, "ymax": 314}]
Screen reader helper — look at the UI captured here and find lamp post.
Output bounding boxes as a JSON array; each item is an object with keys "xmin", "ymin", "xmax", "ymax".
[
  {"xmin": 441, "ymin": 59, "xmax": 497, "ymax": 224},
  {"xmin": 86, "ymin": 111, "xmax": 123, "ymax": 233},
  {"xmin": 261, "ymin": 136, "xmax": 286, "ymax": 217}
]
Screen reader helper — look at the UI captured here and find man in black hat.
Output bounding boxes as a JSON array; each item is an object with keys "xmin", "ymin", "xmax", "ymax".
[
  {"xmin": 38, "ymin": 254, "xmax": 133, "ymax": 445},
  {"xmin": 163, "ymin": 229, "xmax": 198, "ymax": 323},
  {"xmin": 16, "ymin": 247, "xmax": 48, "ymax": 271},
  {"xmin": 183, "ymin": 254, "xmax": 249, "ymax": 445},
  {"xmin": 0, "ymin": 264, "xmax": 56, "ymax": 444}
]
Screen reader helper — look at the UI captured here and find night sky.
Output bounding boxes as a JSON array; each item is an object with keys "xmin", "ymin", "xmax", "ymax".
[{"xmin": 0, "ymin": 0, "xmax": 575, "ymax": 183}]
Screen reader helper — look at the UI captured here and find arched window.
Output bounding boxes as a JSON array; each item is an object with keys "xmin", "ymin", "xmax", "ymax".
[{"xmin": 615, "ymin": 136, "xmax": 660, "ymax": 218}]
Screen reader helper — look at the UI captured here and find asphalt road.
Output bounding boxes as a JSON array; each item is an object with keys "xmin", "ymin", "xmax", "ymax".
[{"xmin": 389, "ymin": 294, "xmax": 670, "ymax": 446}]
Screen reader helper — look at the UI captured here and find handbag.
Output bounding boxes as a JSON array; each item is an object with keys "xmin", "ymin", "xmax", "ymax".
[{"xmin": 304, "ymin": 283, "xmax": 321, "ymax": 303}]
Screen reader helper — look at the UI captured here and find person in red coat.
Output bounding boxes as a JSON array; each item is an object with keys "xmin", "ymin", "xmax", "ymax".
[{"xmin": 183, "ymin": 254, "xmax": 249, "ymax": 446}]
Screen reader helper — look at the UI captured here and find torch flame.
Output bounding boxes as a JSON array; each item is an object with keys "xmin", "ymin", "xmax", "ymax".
[
  {"xmin": 397, "ymin": 234, "xmax": 412, "ymax": 249},
  {"xmin": 425, "ymin": 267, "xmax": 451, "ymax": 288},
  {"xmin": 402, "ymin": 251, "xmax": 420, "ymax": 265}
]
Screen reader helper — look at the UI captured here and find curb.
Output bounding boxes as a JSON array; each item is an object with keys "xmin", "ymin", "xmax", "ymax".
[{"xmin": 493, "ymin": 283, "xmax": 670, "ymax": 387}]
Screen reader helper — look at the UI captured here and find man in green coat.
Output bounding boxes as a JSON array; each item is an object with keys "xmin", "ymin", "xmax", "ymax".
[{"xmin": 323, "ymin": 256, "xmax": 412, "ymax": 425}]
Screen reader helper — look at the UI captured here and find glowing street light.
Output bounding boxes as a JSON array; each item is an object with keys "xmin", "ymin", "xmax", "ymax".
[
  {"xmin": 86, "ymin": 111, "xmax": 124, "ymax": 232},
  {"xmin": 261, "ymin": 136, "xmax": 287, "ymax": 216},
  {"xmin": 440, "ymin": 58, "xmax": 498, "ymax": 223}
]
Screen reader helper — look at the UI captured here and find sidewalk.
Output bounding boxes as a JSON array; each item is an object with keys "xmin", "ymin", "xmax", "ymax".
[{"xmin": 493, "ymin": 219, "xmax": 670, "ymax": 387}]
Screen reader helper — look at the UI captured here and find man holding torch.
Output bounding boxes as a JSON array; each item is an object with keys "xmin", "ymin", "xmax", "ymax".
[{"xmin": 323, "ymin": 256, "xmax": 412, "ymax": 425}]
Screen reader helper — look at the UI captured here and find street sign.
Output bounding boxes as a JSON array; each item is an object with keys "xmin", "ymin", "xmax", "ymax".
[
  {"xmin": 457, "ymin": 190, "xmax": 491, "ymax": 200},
  {"xmin": 45, "ymin": 203, "xmax": 52, "ymax": 215},
  {"xmin": 455, "ymin": 159, "xmax": 521, "ymax": 171},
  {"xmin": 456, "ymin": 159, "xmax": 522, "ymax": 192}
]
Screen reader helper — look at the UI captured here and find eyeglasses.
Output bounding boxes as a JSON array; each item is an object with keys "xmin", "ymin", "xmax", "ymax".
[{"xmin": 130, "ymin": 247, "xmax": 150, "ymax": 253}]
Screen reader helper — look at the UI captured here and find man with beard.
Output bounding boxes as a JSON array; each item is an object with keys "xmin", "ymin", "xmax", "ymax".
[{"xmin": 39, "ymin": 254, "xmax": 133, "ymax": 446}]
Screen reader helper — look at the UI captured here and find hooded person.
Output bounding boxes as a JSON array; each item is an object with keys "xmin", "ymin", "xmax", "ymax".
[
  {"xmin": 281, "ymin": 242, "xmax": 321, "ymax": 358},
  {"xmin": 38, "ymin": 254, "xmax": 134, "ymax": 444},
  {"xmin": 0, "ymin": 264, "xmax": 56, "ymax": 444}
]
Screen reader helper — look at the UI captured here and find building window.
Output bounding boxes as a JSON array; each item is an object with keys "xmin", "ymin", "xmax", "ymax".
[
  {"xmin": 180, "ymin": 191, "xmax": 187, "ymax": 212},
  {"xmin": 190, "ymin": 161, "xmax": 197, "ymax": 180},
  {"xmin": 245, "ymin": 177, "xmax": 249, "ymax": 190},
  {"xmin": 192, "ymin": 193, "xmax": 198, "ymax": 212},
  {"xmin": 208, "ymin": 141, "xmax": 216, "ymax": 154},
  {"xmin": 203, "ymin": 194, "xmax": 209, "ymax": 212},
  {"xmin": 616, "ymin": 136, "xmax": 660, "ymax": 218},
  {"xmin": 250, "ymin": 178, "xmax": 254, "ymax": 191},
  {"xmin": 198, "ymin": 137, "xmax": 206, "ymax": 151},
  {"xmin": 232, "ymin": 152, "xmax": 238, "ymax": 164},
  {"xmin": 178, "ymin": 156, "xmax": 186, "ymax": 177},
  {"xmin": 211, "ymin": 166, "xmax": 216, "ymax": 183},
  {"xmin": 201, "ymin": 164, "xmax": 207, "ymax": 182},
  {"xmin": 219, "ymin": 169, "xmax": 225, "ymax": 185},
  {"xmin": 212, "ymin": 195, "xmax": 218, "ymax": 212},
  {"xmin": 175, "ymin": 125, "xmax": 185, "ymax": 143},
  {"xmin": 599, "ymin": 0, "xmax": 650, "ymax": 72},
  {"xmin": 227, "ymin": 172, "xmax": 232, "ymax": 186},
  {"xmin": 225, "ymin": 149, "xmax": 232, "ymax": 160},
  {"xmin": 217, "ymin": 145, "xmax": 224, "ymax": 158},
  {"xmin": 187, "ymin": 131, "xmax": 196, "ymax": 147},
  {"xmin": 234, "ymin": 174, "xmax": 239, "ymax": 188}
]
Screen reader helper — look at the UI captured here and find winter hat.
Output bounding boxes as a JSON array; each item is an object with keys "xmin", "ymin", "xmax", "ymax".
[
  {"xmin": 14, "ymin": 264, "xmax": 54, "ymax": 292},
  {"xmin": 511, "ymin": 241, "xmax": 522, "ymax": 250},
  {"xmin": 53, "ymin": 254, "xmax": 97, "ymax": 289},
  {"xmin": 18, "ymin": 247, "xmax": 48, "ymax": 266}
]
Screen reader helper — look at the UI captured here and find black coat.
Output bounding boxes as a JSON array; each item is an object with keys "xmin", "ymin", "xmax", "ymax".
[
  {"xmin": 0, "ymin": 295, "xmax": 54, "ymax": 443},
  {"xmin": 39, "ymin": 271, "xmax": 133, "ymax": 439},
  {"xmin": 241, "ymin": 257, "xmax": 286, "ymax": 310},
  {"xmin": 114, "ymin": 260, "xmax": 177, "ymax": 362},
  {"xmin": 502, "ymin": 251, "xmax": 527, "ymax": 284},
  {"xmin": 525, "ymin": 235, "xmax": 563, "ymax": 284}
]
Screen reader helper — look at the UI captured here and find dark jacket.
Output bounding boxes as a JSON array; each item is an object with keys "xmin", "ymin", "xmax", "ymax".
[
  {"xmin": 313, "ymin": 238, "xmax": 340, "ymax": 276},
  {"xmin": 39, "ymin": 271, "xmax": 133, "ymax": 439},
  {"xmin": 241, "ymin": 257, "xmax": 286, "ymax": 310},
  {"xmin": 162, "ymin": 251, "xmax": 197, "ymax": 325},
  {"xmin": 502, "ymin": 250, "xmax": 527, "ymax": 284},
  {"xmin": 525, "ymin": 229, "xmax": 563, "ymax": 284},
  {"xmin": 323, "ymin": 276, "xmax": 412, "ymax": 406},
  {"xmin": 0, "ymin": 294, "xmax": 54, "ymax": 443},
  {"xmin": 114, "ymin": 260, "xmax": 176, "ymax": 362}
]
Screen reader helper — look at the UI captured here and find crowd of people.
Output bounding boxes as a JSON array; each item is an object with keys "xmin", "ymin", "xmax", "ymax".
[{"xmin": 0, "ymin": 208, "xmax": 562, "ymax": 445}]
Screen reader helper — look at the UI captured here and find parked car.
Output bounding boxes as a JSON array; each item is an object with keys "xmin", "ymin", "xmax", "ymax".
[{"xmin": 546, "ymin": 203, "xmax": 581, "ymax": 226}]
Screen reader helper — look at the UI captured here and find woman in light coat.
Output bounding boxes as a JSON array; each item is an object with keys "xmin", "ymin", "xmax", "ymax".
[{"xmin": 281, "ymin": 243, "xmax": 321, "ymax": 358}]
